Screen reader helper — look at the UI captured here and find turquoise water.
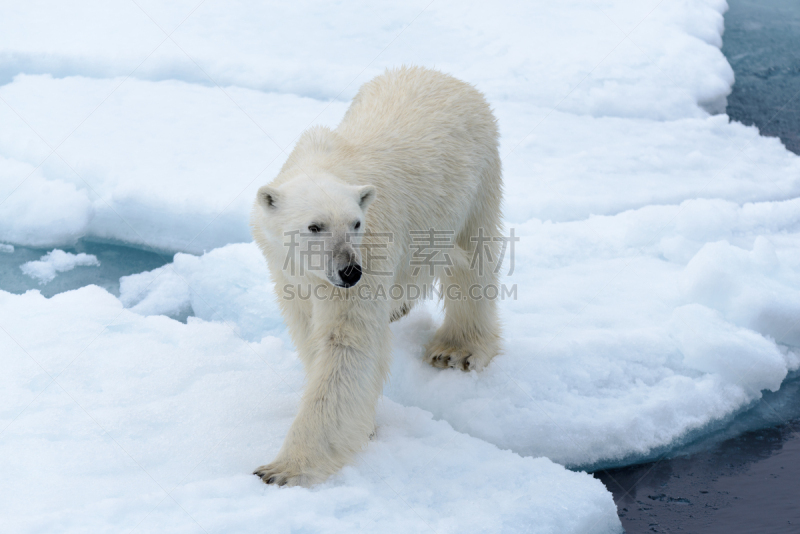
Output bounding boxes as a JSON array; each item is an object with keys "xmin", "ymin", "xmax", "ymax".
[{"xmin": 0, "ymin": 240, "xmax": 169, "ymax": 298}]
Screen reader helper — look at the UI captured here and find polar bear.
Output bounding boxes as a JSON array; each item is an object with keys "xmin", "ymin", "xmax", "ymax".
[{"xmin": 250, "ymin": 66, "xmax": 503, "ymax": 486}]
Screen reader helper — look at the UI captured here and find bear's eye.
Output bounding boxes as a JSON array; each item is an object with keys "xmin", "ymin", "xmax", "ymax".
[
  {"xmin": 308, "ymin": 224, "xmax": 321, "ymax": 233},
  {"xmin": 354, "ymin": 221, "xmax": 361, "ymax": 230}
]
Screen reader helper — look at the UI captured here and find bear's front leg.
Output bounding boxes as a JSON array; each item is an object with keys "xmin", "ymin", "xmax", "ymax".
[{"xmin": 254, "ymin": 301, "xmax": 391, "ymax": 486}]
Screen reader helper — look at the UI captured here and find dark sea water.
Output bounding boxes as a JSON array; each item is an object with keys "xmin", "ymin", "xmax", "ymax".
[
  {"xmin": 595, "ymin": 374, "xmax": 800, "ymax": 533},
  {"xmin": 723, "ymin": 0, "xmax": 800, "ymax": 155},
  {"xmin": 596, "ymin": 421, "xmax": 800, "ymax": 533},
  {"xmin": 595, "ymin": 1, "xmax": 800, "ymax": 531}
]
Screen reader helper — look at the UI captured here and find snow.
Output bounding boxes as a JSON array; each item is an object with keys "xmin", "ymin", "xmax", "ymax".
[
  {"xmin": 0, "ymin": 287, "xmax": 617, "ymax": 534},
  {"xmin": 0, "ymin": 75, "xmax": 346, "ymax": 252},
  {"xmin": 2, "ymin": 0, "xmax": 800, "ymax": 531},
  {"xmin": 20, "ymin": 249, "xmax": 100, "ymax": 284},
  {"xmin": 119, "ymin": 243, "xmax": 284, "ymax": 337},
  {"xmin": 0, "ymin": 0, "xmax": 733, "ymax": 117}
]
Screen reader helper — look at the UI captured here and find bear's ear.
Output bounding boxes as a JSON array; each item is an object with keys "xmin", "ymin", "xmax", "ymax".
[
  {"xmin": 357, "ymin": 185, "xmax": 376, "ymax": 210},
  {"xmin": 257, "ymin": 185, "xmax": 279, "ymax": 210}
]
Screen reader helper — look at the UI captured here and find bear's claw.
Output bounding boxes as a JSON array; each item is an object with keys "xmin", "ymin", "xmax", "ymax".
[
  {"xmin": 253, "ymin": 461, "xmax": 308, "ymax": 487},
  {"xmin": 389, "ymin": 303, "xmax": 411, "ymax": 323},
  {"xmin": 424, "ymin": 344, "xmax": 491, "ymax": 371}
]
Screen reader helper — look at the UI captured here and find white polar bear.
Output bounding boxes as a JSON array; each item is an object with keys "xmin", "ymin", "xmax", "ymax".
[{"xmin": 250, "ymin": 66, "xmax": 503, "ymax": 486}]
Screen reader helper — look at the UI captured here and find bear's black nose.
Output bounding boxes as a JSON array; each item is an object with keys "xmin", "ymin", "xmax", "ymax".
[{"xmin": 339, "ymin": 264, "xmax": 362, "ymax": 288}]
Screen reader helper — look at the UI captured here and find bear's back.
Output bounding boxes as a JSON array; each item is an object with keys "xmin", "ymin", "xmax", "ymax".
[{"xmin": 336, "ymin": 66, "xmax": 498, "ymax": 152}]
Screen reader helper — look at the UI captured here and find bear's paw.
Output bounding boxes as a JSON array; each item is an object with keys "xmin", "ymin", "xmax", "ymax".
[
  {"xmin": 424, "ymin": 342, "xmax": 493, "ymax": 372},
  {"xmin": 253, "ymin": 460, "xmax": 313, "ymax": 487}
]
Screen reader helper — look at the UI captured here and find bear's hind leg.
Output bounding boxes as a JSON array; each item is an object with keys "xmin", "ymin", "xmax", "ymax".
[{"xmin": 424, "ymin": 173, "xmax": 502, "ymax": 372}]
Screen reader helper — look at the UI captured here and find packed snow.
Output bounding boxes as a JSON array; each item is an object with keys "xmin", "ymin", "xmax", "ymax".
[
  {"xmin": 2, "ymin": 0, "xmax": 800, "ymax": 532},
  {"xmin": 0, "ymin": 287, "xmax": 618, "ymax": 533},
  {"xmin": 20, "ymin": 249, "xmax": 100, "ymax": 284}
]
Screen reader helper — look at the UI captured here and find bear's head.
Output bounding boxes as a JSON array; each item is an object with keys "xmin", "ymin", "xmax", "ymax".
[{"xmin": 255, "ymin": 174, "xmax": 376, "ymax": 288}]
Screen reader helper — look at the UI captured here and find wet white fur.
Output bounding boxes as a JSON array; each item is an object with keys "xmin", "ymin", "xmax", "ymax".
[{"xmin": 250, "ymin": 66, "xmax": 503, "ymax": 486}]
